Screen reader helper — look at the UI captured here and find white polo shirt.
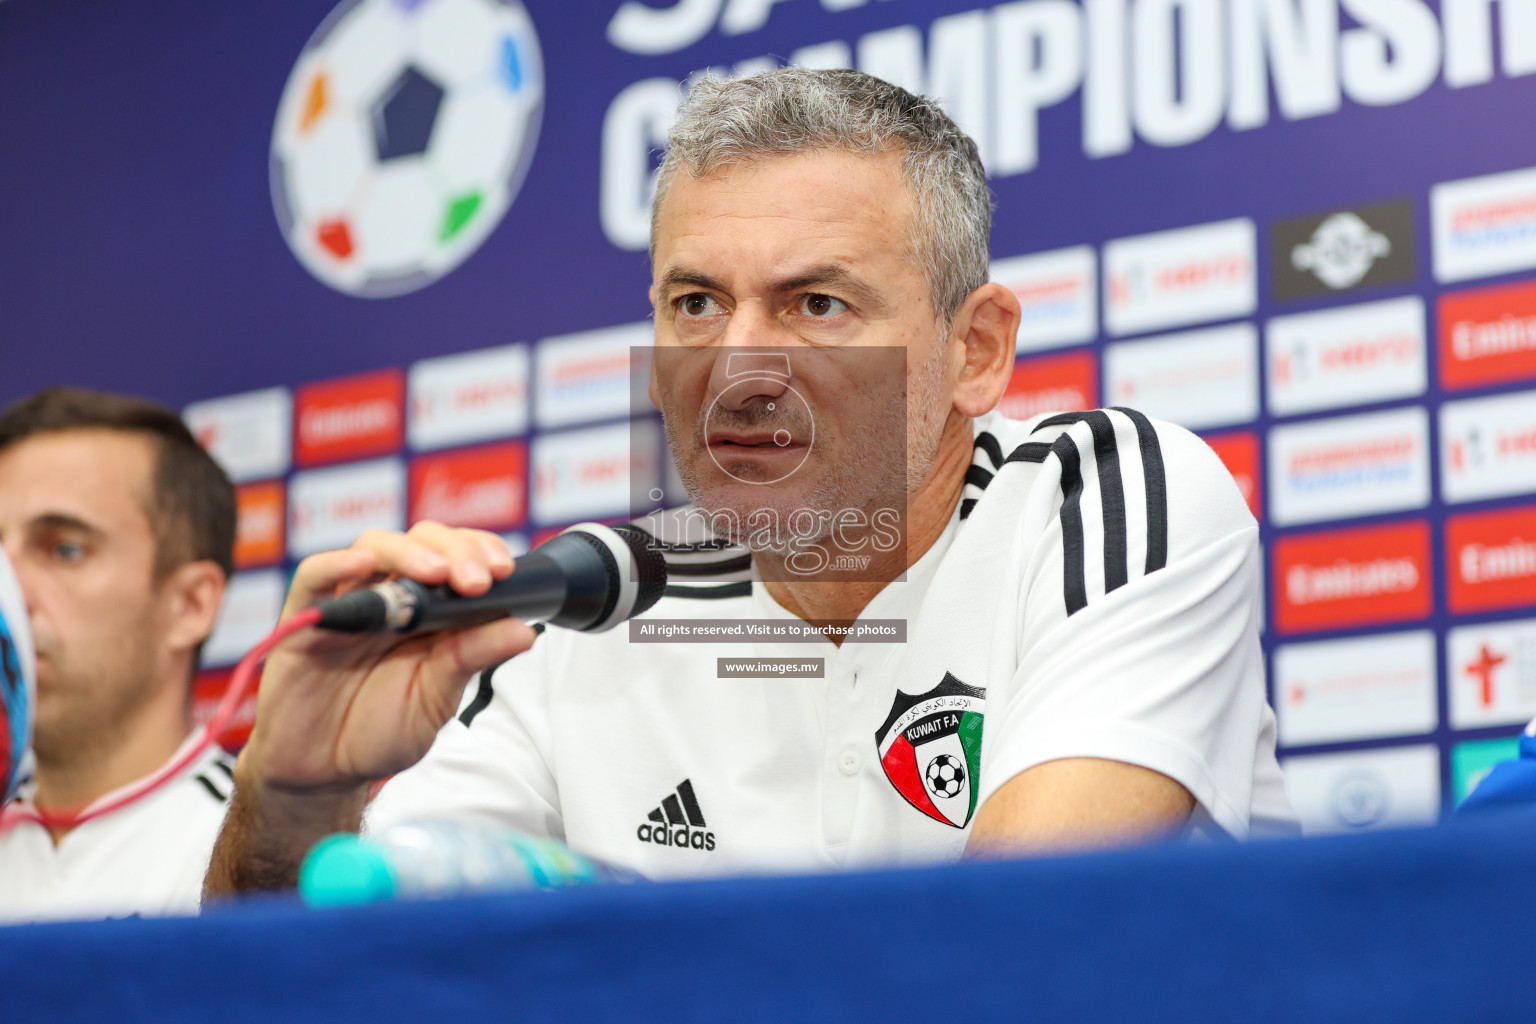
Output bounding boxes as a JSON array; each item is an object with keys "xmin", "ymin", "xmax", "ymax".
[
  {"xmin": 368, "ymin": 409, "xmax": 1297, "ymax": 877},
  {"xmin": 0, "ymin": 729, "xmax": 234, "ymax": 923}
]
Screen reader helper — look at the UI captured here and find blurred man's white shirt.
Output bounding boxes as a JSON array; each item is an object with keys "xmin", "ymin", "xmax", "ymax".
[{"xmin": 0, "ymin": 729, "xmax": 232, "ymax": 924}]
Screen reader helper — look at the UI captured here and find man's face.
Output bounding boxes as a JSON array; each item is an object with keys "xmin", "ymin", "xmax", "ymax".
[
  {"xmin": 0, "ymin": 430, "xmax": 168, "ymax": 762},
  {"xmin": 649, "ymin": 149, "xmax": 953, "ymax": 551}
]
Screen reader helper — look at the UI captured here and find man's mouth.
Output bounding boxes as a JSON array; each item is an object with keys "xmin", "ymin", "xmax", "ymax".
[{"xmin": 707, "ymin": 431, "xmax": 805, "ymax": 450}]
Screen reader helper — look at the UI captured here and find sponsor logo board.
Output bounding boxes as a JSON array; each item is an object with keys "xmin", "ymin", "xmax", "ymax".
[
  {"xmin": 1105, "ymin": 323, "xmax": 1258, "ymax": 430},
  {"xmin": 991, "ymin": 245, "xmax": 1097, "ymax": 353},
  {"xmin": 1281, "ymin": 745, "xmax": 1441, "ymax": 834},
  {"xmin": 295, "ymin": 368, "xmax": 405, "ymax": 467},
  {"xmin": 1270, "ymin": 200, "xmax": 1416, "ymax": 301},
  {"xmin": 532, "ymin": 419, "xmax": 660, "ymax": 526},
  {"xmin": 999, "ymin": 350, "xmax": 1097, "ymax": 421},
  {"xmin": 1274, "ymin": 630, "xmax": 1437, "ymax": 746},
  {"xmin": 233, "ymin": 480, "xmax": 286, "ymax": 569},
  {"xmin": 1432, "ymin": 165, "xmax": 1536, "ymax": 284},
  {"xmin": 1438, "ymin": 278, "xmax": 1536, "ymax": 390},
  {"xmin": 1265, "ymin": 296, "xmax": 1426, "ymax": 416},
  {"xmin": 1440, "ymin": 388, "xmax": 1536, "ymax": 503},
  {"xmin": 1203, "ymin": 431, "xmax": 1261, "ymax": 519},
  {"xmin": 288, "ymin": 457, "xmax": 406, "ymax": 558},
  {"xmin": 534, "ymin": 322, "xmax": 650, "ymax": 430},
  {"xmin": 1452, "ymin": 736, "xmax": 1523, "ymax": 806},
  {"xmin": 184, "ymin": 387, "xmax": 292, "ymax": 484},
  {"xmin": 408, "ymin": 343, "xmax": 530, "ymax": 451},
  {"xmin": 408, "ymin": 440, "xmax": 528, "ymax": 532},
  {"xmin": 203, "ymin": 569, "xmax": 286, "ymax": 668},
  {"xmin": 1267, "ymin": 406, "xmax": 1430, "ymax": 527},
  {"xmin": 1104, "ymin": 218, "xmax": 1256, "ymax": 337},
  {"xmin": 1273, "ymin": 520, "xmax": 1432, "ymax": 635},
  {"xmin": 1446, "ymin": 504, "xmax": 1536, "ymax": 615},
  {"xmin": 1447, "ymin": 617, "xmax": 1536, "ymax": 730}
]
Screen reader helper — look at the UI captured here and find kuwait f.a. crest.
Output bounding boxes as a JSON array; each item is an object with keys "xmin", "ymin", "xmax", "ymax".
[{"xmin": 875, "ymin": 673, "xmax": 985, "ymax": 828}]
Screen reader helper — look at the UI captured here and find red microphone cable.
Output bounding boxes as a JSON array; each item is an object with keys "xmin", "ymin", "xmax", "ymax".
[{"xmin": 0, "ymin": 607, "xmax": 322, "ymax": 834}]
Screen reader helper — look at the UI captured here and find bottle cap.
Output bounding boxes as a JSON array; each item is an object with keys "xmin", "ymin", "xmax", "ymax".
[{"xmin": 299, "ymin": 833, "xmax": 399, "ymax": 906}]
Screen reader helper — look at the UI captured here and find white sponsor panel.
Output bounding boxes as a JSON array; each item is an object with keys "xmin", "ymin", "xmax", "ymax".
[
  {"xmin": 1440, "ymin": 388, "xmax": 1536, "ymax": 504},
  {"xmin": 532, "ymin": 419, "xmax": 660, "ymax": 525},
  {"xmin": 408, "ymin": 343, "xmax": 529, "ymax": 451},
  {"xmin": 1274, "ymin": 631, "xmax": 1437, "ymax": 746},
  {"xmin": 1431, "ymin": 165, "xmax": 1536, "ymax": 283},
  {"xmin": 1103, "ymin": 218, "xmax": 1256, "ymax": 336},
  {"xmin": 1447, "ymin": 618, "xmax": 1536, "ymax": 729},
  {"xmin": 288, "ymin": 457, "xmax": 405, "ymax": 558},
  {"xmin": 1265, "ymin": 296, "xmax": 1427, "ymax": 416},
  {"xmin": 1104, "ymin": 323, "xmax": 1258, "ymax": 430},
  {"xmin": 534, "ymin": 322, "xmax": 650, "ymax": 430},
  {"xmin": 991, "ymin": 246, "xmax": 1096, "ymax": 353},
  {"xmin": 1281, "ymin": 745, "xmax": 1441, "ymax": 835},
  {"xmin": 184, "ymin": 387, "xmax": 292, "ymax": 483},
  {"xmin": 1268, "ymin": 407, "xmax": 1430, "ymax": 526},
  {"xmin": 203, "ymin": 569, "xmax": 286, "ymax": 668}
]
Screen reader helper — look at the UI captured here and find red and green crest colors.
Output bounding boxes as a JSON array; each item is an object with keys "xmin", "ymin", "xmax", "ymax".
[{"xmin": 875, "ymin": 673, "xmax": 985, "ymax": 828}]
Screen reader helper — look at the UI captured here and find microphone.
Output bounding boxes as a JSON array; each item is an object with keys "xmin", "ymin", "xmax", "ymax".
[{"xmin": 314, "ymin": 523, "xmax": 667, "ymax": 635}]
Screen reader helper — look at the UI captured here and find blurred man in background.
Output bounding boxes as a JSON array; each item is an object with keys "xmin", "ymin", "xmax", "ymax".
[{"xmin": 0, "ymin": 387, "xmax": 236, "ymax": 922}]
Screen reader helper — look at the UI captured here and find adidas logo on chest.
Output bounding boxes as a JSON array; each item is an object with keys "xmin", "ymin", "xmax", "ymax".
[{"xmin": 636, "ymin": 779, "xmax": 716, "ymax": 851}]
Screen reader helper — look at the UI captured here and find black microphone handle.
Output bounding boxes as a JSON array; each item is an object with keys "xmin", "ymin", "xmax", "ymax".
[{"xmin": 405, "ymin": 530, "xmax": 616, "ymax": 632}]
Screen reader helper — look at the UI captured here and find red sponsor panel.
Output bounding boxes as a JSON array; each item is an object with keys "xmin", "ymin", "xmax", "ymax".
[
  {"xmin": 1439, "ymin": 279, "xmax": 1536, "ymax": 390},
  {"xmin": 295, "ymin": 368, "xmax": 404, "ymax": 466},
  {"xmin": 1203, "ymin": 430, "xmax": 1261, "ymax": 519},
  {"xmin": 408, "ymin": 441, "xmax": 528, "ymax": 531},
  {"xmin": 1447, "ymin": 505, "xmax": 1536, "ymax": 614},
  {"xmin": 1274, "ymin": 521, "xmax": 1432, "ymax": 635},
  {"xmin": 191, "ymin": 668, "xmax": 257, "ymax": 751},
  {"xmin": 998, "ymin": 350, "xmax": 1098, "ymax": 421},
  {"xmin": 233, "ymin": 480, "xmax": 285, "ymax": 568}
]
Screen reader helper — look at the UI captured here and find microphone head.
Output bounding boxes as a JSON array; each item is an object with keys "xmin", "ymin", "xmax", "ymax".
[
  {"xmin": 610, "ymin": 524, "xmax": 668, "ymax": 618},
  {"xmin": 556, "ymin": 523, "xmax": 668, "ymax": 632}
]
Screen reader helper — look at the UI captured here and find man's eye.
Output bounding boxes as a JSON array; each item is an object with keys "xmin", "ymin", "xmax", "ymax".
[
  {"xmin": 53, "ymin": 541, "xmax": 85, "ymax": 563},
  {"xmin": 800, "ymin": 294, "xmax": 847, "ymax": 318},
  {"xmin": 679, "ymin": 294, "xmax": 722, "ymax": 317}
]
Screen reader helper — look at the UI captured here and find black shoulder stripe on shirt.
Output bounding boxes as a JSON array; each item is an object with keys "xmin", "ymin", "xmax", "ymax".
[
  {"xmin": 664, "ymin": 553, "xmax": 752, "ymax": 577},
  {"xmin": 960, "ymin": 497, "xmax": 978, "ymax": 521},
  {"xmin": 194, "ymin": 773, "xmax": 228, "ymax": 804},
  {"xmin": 964, "ymin": 463, "xmax": 994, "ymax": 491},
  {"xmin": 664, "ymin": 582, "xmax": 753, "ymax": 600},
  {"xmin": 214, "ymin": 759, "xmax": 235, "ymax": 782},
  {"xmin": 459, "ymin": 657, "xmax": 510, "ymax": 727},
  {"xmin": 1052, "ymin": 431, "xmax": 1089, "ymax": 616},
  {"xmin": 1005, "ymin": 441, "xmax": 1053, "ymax": 465},
  {"xmin": 1111, "ymin": 407, "xmax": 1169, "ymax": 573},
  {"xmin": 973, "ymin": 431, "xmax": 1005, "ymax": 470},
  {"xmin": 1033, "ymin": 411, "xmax": 1091, "ymax": 433},
  {"xmin": 1082, "ymin": 410, "xmax": 1130, "ymax": 595}
]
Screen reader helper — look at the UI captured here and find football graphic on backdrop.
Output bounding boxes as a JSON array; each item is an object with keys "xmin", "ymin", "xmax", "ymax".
[{"xmin": 270, "ymin": 0, "xmax": 544, "ymax": 298}]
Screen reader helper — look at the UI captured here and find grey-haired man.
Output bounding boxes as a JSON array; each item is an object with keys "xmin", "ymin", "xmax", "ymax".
[{"xmin": 206, "ymin": 68, "xmax": 1294, "ymax": 896}]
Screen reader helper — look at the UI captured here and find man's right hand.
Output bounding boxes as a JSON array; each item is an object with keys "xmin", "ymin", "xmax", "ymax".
[{"xmin": 203, "ymin": 522, "xmax": 538, "ymax": 898}]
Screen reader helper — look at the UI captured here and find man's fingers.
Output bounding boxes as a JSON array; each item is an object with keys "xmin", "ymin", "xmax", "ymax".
[
  {"xmin": 402, "ymin": 521, "xmax": 502, "ymax": 594},
  {"xmin": 433, "ymin": 616, "xmax": 537, "ymax": 680},
  {"xmin": 466, "ymin": 530, "xmax": 515, "ymax": 578},
  {"xmin": 284, "ymin": 548, "xmax": 378, "ymax": 615}
]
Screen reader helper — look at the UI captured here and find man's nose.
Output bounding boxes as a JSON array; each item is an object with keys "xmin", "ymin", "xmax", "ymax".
[
  {"xmin": 708, "ymin": 306, "xmax": 795, "ymax": 410},
  {"xmin": 707, "ymin": 349, "xmax": 793, "ymax": 412}
]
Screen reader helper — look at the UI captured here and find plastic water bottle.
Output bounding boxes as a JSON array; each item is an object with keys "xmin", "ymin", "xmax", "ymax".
[{"xmin": 299, "ymin": 820, "xmax": 629, "ymax": 906}]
